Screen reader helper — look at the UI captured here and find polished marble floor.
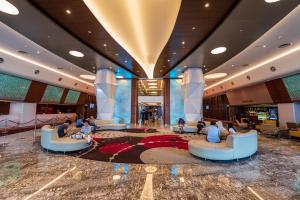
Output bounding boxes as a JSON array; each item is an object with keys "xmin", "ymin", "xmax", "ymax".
[{"xmin": 0, "ymin": 129, "xmax": 299, "ymax": 200}]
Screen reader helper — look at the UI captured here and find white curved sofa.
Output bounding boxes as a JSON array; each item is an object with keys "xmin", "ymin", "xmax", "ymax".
[
  {"xmin": 41, "ymin": 125, "xmax": 91, "ymax": 152},
  {"xmin": 188, "ymin": 130, "xmax": 258, "ymax": 160},
  {"xmin": 94, "ymin": 119, "xmax": 126, "ymax": 130}
]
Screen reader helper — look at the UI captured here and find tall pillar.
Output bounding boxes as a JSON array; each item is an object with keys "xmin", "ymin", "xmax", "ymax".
[
  {"xmin": 182, "ymin": 67, "xmax": 205, "ymax": 122},
  {"xmin": 94, "ymin": 69, "xmax": 116, "ymax": 119}
]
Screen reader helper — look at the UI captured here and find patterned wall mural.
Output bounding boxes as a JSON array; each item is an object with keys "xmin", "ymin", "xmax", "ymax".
[
  {"xmin": 0, "ymin": 73, "xmax": 31, "ymax": 101},
  {"xmin": 170, "ymin": 79, "xmax": 184, "ymax": 125},
  {"xmin": 64, "ymin": 90, "xmax": 80, "ymax": 104},
  {"xmin": 113, "ymin": 79, "xmax": 131, "ymax": 124},
  {"xmin": 41, "ymin": 85, "xmax": 64, "ymax": 104},
  {"xmin": 283, "ymin": 73, "xmax": 300, "ymax": 100}
]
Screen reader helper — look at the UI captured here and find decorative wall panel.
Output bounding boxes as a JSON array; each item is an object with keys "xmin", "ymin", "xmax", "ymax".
[
  {"xmin": 41, "ymin": 85, "xmax": 64, "ymax": 104},
  {"xmin": 0, "ymin": 73, "xmax": 31, "ymax": 101},
  {"xmin": 170, "ymin": 79, "xmax": 184, "ymax": 125},
  {"xmin": 64, "ymin": 90, "xmax": 81, "ymax": 104},
  {"xmin": 113, "ymin": 79, "xmax": 131, "ymax": 124},
  {"xmin": 283, "ymin": 73, "xmax": 300, "ymax": 101}
]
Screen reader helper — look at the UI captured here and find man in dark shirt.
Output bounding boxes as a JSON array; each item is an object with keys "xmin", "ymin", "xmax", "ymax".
[{"xmin": 57, "ymin": 120, "xmax": 72, "ymax": 138}]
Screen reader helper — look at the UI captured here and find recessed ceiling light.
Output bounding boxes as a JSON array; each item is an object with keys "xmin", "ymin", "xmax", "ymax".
[
  {"xmin": 115, "ymin": 53, "xmax": 119, "ymax": 56},
  {"xmin": 265, "ymin": 0, "xmax": 280, "ymax": 3},
  {"xmin": 204, "ymin": 2, "xmax": 210, "ymax": 8},
  {"xmin": 192, "ymin": 26, "xmax": 196, "ymax": 30},
  {"xmin": 0, "ymin": 0, "xmax": 19, "ymax": 15},
  {"xmin": 231, "ymin": 64, "xmax": 235, "ymax": 67},
  {"xmin": 88, "ymin": 30, "xmax": 92, "ymax": 34},
  {"xmin": 178, "ymin": 74, "xmax": 184, "ymax": 78},
  {"xmin": 167, "ymin": 59, "xmax": 170, "ymax": 62},
  {"xmin": 149, "ymin": 86, "xmax": 157, "ymax": 89},
  {"xmin": 116, "ymin": 75, "xmax": 124, "ymax": 79},
  {"xmin": 103, "ymin": 43, "xmax": 107, "ymax": 47},
  {"xmin": 173, "ymin": 52, "xmax": 176, "ymax": 55},
  {"xmin": 205, "ymin": 73, "xmax": 227, "ymax": 79},
  {"xmin": 148, "ymin": 83, "xmax": 157, "ymax": 86},
  {"xmin": 262, "ymin": 45, "xmax": 267, "ymax": 48},
  {"xmin": 66, "ymin": 9, "xmax": 71, "ymax": 14},
  {"xmin": 80, "ymin": 74, "xmax": 96, "ymax": 80},
  {"xmin": 69, "ymin": 50, "xmax": 84, "ymax": 57},
  {"xmin": 124, "ymin": 60, "xmax": 128, "ymax": 63},
  {"xmin": 181, "ymin": 41, "xmax": 185, "ymax": 45},
  {"xmin": 211, "ymin": 47, "xmax": 227, "ymax": 54},
  {"xmin": 36, "ymin": 50, "xmax": 41, "ymax": 54}
]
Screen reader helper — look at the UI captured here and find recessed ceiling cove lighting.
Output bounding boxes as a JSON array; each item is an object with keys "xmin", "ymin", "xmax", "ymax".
[
  {"xmin": 204, "ymin": 2, "xmax": 210, "ymax": 8},
  {"xmin": 148, "ymin": 83, "xmax": 157, "ymax": 86},
  {"xmin": 178, "ymin": 74, "xmax": 184, "ymax": 78},
  {"xmin": 265, "ymin": 0, "xmax": 280, "ymax": 3},
  {"xmin": 80, "ymin": 74, "xmax": 96, "ymax": 80},
  {"xmin": 146, "ymin": 79, "xmax": 157, "ymax": 82},
  {"xmin": 66, "ymin": 9, "xmax": 71, "ymax": 14},
  {"xmin": 204, "ymin": 73, "xmax": 227, "ymax": 79},
  {"xmin": 116, "ymin": 75, "xmax": 124, "ymax": 79},
  {"xmin": 149, "ymin": 86, "xmax": 157, "ymax": 89},
  {"xmin": 211, "ymin": 47, "xmax": 227, "ymax": 54},
  {"xmin": 0, "ymin": 0, "xmax": 19, "ymax": 15},
  {"xmin": 69, "ymin": 50, "xmax": 84, "ymax": 57}
]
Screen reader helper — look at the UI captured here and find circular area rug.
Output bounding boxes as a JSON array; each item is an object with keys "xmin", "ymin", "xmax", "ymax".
[{"xmin": 73, "ymin": 132, "xmax": 201, "ymax": 164}]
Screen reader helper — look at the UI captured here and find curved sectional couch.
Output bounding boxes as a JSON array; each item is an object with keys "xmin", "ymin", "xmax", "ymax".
[
  {"xmin": 41, "ymin": 125, "xmax": 91, "ymax": 152},
  {"xmin": 188, "ymin": 130, "xmax": 258, "ymax": 161}
]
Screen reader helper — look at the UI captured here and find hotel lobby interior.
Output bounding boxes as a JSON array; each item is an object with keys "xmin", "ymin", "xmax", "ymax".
[{"xmin": 0, "ymin": 0, "xmax": 300, "ymax": 199}]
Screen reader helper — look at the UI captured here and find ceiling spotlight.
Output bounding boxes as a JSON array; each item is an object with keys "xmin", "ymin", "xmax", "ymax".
[
  {"xmin": 204, "ymin": 73, "xmax": 227, "ymax": 79},
  {"xmin": 262, "ymin": 45, "xmax": 267, "ymax": 48},
  {"xmin": 0, "ymin": 0, "xmax": 19, "ymax": 15},
  {"xmin": 69, "ymin": 50, "xmax": 84, "ymax": 57},
  {"xmin": 211, "ymin": 47, "xmax": 227, "ymax": 54},
  {"xmin": 181, "ymin": 41, "xmax": 185, "ymax": 45},
  {"xmin": 192, "ymin": 26, "xmax": 196, "ymax": 30},
  {"xmin": 148, "ymin": 83, "xmax": 157, "ymax": 86},
  {"xmin": 115, "ymin": 53, "xmax": 119, "ymax": 56},
  {"xmin": 116, "ymin": 75, "xmax": 124, "ymax": 79},
  {"xmin": 88, "ymin": 30, "xmax": 92, "ymax": 34},
  {"xmin": 204, "ymin": 2, "xmax": 210, "ymax": 8},
  {"xmin": 173, "ymin": 52, "xmax": 176, "ymax": 55},
  {"xmin": 80, "ymin": 74, "xmax": 96, "ymax": 80},
  {"xmin": 265, "ymin": 0, "xmax": 280, "ymax": 3},
  {"xmin": 167, "ymin": 59, "xmax": 170, "ymax": 62},
  {"xmin": 65, "ymin": 9, "xmax": 71, "ymax": 14},
  {"xmin": 231, "ymin": 64, "xmax": 235, "ymax": 67},
  {"xmin": 103, "ymin": 43, "xmax": 107, "ymax": 47},
  {"xmin": 36, "ymin": 50, "xmax": 41, "ymax": 54},
  {"xmin": 124, "ymin": 60, "xmax": 128, "ymax": 63}
]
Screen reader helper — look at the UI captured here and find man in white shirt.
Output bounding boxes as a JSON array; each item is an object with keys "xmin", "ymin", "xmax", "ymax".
[{"xmin": 206, "ymin": 121, "xmax": 221, "ymax": 143}]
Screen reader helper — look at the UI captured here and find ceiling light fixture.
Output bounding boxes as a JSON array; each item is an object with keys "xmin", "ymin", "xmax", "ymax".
[
  {"xmin": 205, "ymin": 45, "xmax": 300, "ymax": 91},
  {"xmin": 204, "ymin": 73, "xmax": 227, "ymax": 79},
  {"xmin": 181, "ymin": 41, "xmax": 185, "ymax": 45},
  {"xmin": 211, "ymin": 47, "xmax": 227, "ymax": 54},
  {"xmin": 149, "ymin": 86, "xmax": 157, "ymax": 89},
  {"xmin": 148, "ymin": 83, "xmax": 157, "ymax": 86},
  {"xmin": 88, "ymin": 30, "xmax": 92, "ymax": 34},
  {"xmin": 192, "ymin": 26, "xmax": 196, "ymax": 30},
  {"xmin": 83, "ymin": 0, "xmax": 181, "ymax": 79},
  {"xmin": 65, "ymin": 9, "xmax": 71, "ymax": 14},
  {"xmin": 103, "ymin": 43, "xmax": 107, "ymax": 47},
  {"xmin": 0, "ymin": 0, "xmax": 19, "ymax": 15},
  {"xmin": 265, "ymin": 0, "xmax": 280, "ymax": 3},
  {"xmin": 69, "ymin": 50, "xmax": 84, "ymax": 57},
  {"xmin": 116, "ymin": 75, "xmax": 124, "ymax": 79},
  {"xmin": 178, "ymin": 74, "xmax": 184, "ymax": 78},
  {"xmin": 0, "ymin": 48, "xmax": 93, "ymax": 86},
  {"xmin": 204, "ymin": 2, "xmax": 210, "ymax": 8},
  {"xmin": 80, "ymin": 74, "xmax": 96, "ymax": 80}
]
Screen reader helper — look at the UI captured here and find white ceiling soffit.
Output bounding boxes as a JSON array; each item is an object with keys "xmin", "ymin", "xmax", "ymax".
[
  {"xmin": 204, "ymin": 5, "xmax": 300, "ymax": 96},
  {"xmin": 84, "ymin": 0, "xmax": 181, "ymax": 79},
  {"xmin": 0, "ymin": 22, "xmax": 95, "ymax": 94}
]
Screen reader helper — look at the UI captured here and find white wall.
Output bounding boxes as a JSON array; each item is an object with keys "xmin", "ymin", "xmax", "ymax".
[
  {"xmin": 138, "ymin": 96, "xmax": 164, "ymax": 104},
  {"xmin": 278, "ymin": 103, "xmax": 300, "ymax": 127}
]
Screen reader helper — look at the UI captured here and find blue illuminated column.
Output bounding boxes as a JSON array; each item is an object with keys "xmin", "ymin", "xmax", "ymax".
[
  {"xmin": 94, "ymin": 69, "xmax": 117, "ymax": 119},
  {"xmin": 182, "ymin": 67, "xmax": 205, "ymax": 122}
]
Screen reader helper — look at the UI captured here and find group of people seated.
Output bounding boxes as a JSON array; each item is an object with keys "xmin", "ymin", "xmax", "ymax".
[
  {"xmin": 177, "ymin": 118, "xmax": 237, "ymax": 143},
  {"xmin": 57, "ymin": 115, "xmax": 97, "ymax": 144}
]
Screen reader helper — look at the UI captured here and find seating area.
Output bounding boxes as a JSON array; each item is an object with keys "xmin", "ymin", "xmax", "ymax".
[
  {"xmin": 41, "ymin": 125, "xmax": 91, "ymax": 152},
  {"xmin": 188, "ymin": 130, "xmax": 258, "ymax": 161}
]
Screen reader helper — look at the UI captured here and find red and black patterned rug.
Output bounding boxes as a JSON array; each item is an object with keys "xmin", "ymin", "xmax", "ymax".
[{"xmin": 74, "ymin": 132, "xmax": 202, "ymax": 164}]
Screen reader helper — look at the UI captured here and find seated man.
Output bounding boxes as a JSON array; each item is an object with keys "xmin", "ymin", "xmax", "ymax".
[
  {"xmin": 75, "ymin": 115, "xmax": 84, "ymax": 128},
  {"xmin": 206, "ymin": 121, "xmax": 221, "ymax": 143},
  {"xmin": 196, "ymin": 120, "xmax": 206, "ymax": 135},
  {"xmin": 57, "ymin": 120, "xmax": 72, "ymax": 138},
  {"xmin": 87, "ymin": 116, "xmax": 97, "ymax": 132},
  {"xmin": 178, "ymin": 118, "xmax": 185, "ymax": 134}
]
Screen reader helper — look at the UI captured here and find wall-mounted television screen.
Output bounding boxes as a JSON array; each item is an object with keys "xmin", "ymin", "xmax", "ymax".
[
  {"xmin": 41, "ymin": 85, "xmax": 64, "ymax": 104},
  {"xmin": 64, "ymin": 90, "xmax": 80, "ymax": 104},
  {"xmin": 283, "ymin": 73, "xmax": 300, "ymax": 100},
  {"xmin": 0, "ymin": 73, "xmax": 31, "ymax": 101}
]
